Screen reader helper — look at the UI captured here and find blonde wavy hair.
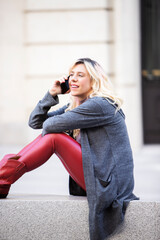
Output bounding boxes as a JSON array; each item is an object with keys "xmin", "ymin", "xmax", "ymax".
[{"xmin": 66, "ymin": 58, "xmax": 123, "ymax": 138}]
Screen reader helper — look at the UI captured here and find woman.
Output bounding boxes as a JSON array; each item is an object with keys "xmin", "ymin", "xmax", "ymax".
[{"xmin": 0, "ymin": 58, "xmax": 138, "ymax": 240}]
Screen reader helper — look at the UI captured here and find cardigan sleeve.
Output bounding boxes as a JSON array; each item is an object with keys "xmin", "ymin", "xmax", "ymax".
[
  {"xmin": 28, "ymin": 91, "xmax": 67, "ymax": 129},
  {"xmin": 42, "ymin": 97, "xmax": 119, "ymax": 135}
]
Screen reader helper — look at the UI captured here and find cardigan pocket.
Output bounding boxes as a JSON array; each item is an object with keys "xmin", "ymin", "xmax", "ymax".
[
  {"xmin": 95, "ymin": 172, "xmax": 118, "ymax": 212},
  {"xmin": 98, "ymin": 174, "xmax": 112, "ymax": 187}
]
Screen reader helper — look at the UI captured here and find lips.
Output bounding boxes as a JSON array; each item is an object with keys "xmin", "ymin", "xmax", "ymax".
[{"xmin": 71, "ymin": 84, "xmax": 79, "ymax": 88}]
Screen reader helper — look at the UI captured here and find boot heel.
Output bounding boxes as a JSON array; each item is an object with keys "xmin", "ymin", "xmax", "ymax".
[
  {"xmin": 0, "ymin": 158, "xmax": 26, "ymax": 199},
  {"xmin": 0, "ymin": 185, "xmax": 10, "ymax": 198}
]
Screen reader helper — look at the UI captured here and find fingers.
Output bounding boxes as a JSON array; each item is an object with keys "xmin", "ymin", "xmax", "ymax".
[
  {"xmin": 49, "ymin": 75, "xmax": 69, "ymax": 96},
  {"xmin": 58, "ymin": 75, "xmax": 68, "ymax": 84}
]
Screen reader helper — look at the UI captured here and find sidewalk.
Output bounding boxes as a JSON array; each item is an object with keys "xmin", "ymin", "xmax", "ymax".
[
  {"xmin": 0, "ymin": 144, "xmax": 160, "ymax": 201},
  {"xmin": 133, "ymin": 145, "xmax": 160, "ymax": 201}
]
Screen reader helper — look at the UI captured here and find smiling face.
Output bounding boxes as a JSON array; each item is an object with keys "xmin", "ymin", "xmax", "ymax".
[{"xmin": 69, "ymin": 64, "xmax": 93, "ymax": 104}]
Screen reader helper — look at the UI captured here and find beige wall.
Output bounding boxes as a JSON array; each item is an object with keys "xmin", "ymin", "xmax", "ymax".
[
  {"xmin": 0, "ymin": 0, "xmax": 142, "ymax": 152},
  {"xmin": 114, "ymin": 0, "xmax": 143, "ymax": 151},
  {"xmin": 24, "ymin": 0, "xmax": 114, "ymax": 111},
  {"xmin": 0, "ymin": 0, "xmax": 26, "ymax": 144}
]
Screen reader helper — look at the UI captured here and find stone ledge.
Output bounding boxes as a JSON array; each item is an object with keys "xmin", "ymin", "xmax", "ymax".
[{"xmin": 0, "ymin": 195, "xmax": 160, "ymax": 240}]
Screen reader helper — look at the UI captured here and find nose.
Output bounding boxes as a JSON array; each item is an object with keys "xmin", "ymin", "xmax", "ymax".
[{"xmin": 70, "ymin": 75, "xmax": 78, "ymax": 82}]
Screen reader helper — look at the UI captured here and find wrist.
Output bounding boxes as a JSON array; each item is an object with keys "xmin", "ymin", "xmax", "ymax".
[{"xmin": 49, "ymin": 89, "xmax": 58, "ymax": 97}]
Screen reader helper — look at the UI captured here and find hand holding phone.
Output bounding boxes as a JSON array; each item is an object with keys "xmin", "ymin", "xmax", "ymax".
[{"xmin": 60, "ymin": 75, "xmax": 70, "ymax": 94}]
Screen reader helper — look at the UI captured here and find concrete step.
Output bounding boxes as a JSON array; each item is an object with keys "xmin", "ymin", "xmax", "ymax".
[{"xmin": 0, "ymin": 195, "xmax": 160, "ymax": 240}]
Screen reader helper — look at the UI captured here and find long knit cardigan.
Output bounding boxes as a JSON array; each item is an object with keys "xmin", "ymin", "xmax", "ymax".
[{"xmin": 28, "ymin": 91, "xmax": 138, "ymax": 240}]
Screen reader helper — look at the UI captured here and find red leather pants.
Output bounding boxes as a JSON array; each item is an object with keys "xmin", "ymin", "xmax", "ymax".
[{"xmin": 17, "ymin": 133, "xmax": 86, "ymax": 190}]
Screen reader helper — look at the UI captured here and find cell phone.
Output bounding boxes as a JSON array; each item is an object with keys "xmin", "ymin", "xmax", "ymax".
[{"xmin": 60, "ymin": 75, "xmax": 70, "ymax": 94}]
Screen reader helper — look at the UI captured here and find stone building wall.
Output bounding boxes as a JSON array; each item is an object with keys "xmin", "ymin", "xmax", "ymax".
[{"xmin": 0, "ymin": 0, "xmax": 142, "ymax": 151}]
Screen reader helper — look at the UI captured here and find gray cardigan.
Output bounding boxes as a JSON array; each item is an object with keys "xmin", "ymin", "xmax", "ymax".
[{"xmin": 29, "ymin": 91, "xmax": 138, "ymax": 240}]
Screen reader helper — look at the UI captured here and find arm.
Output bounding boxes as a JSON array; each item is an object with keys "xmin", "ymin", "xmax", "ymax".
[
  {"xmin": 28, "ymin": 91, "xmax": 67, "ymax": 129},
  {"xmin": 29, "ymin": 76, "xmax": 69, "ymax": 129},
  {"xmin": 42, "ymin": 97, "xmax": 116, "ymax": 135}
]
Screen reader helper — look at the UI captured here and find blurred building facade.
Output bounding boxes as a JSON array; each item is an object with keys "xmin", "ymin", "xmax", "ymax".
[{"xmin": 0, "ymin": 0, "xmax": 153, "ymax": 153}]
